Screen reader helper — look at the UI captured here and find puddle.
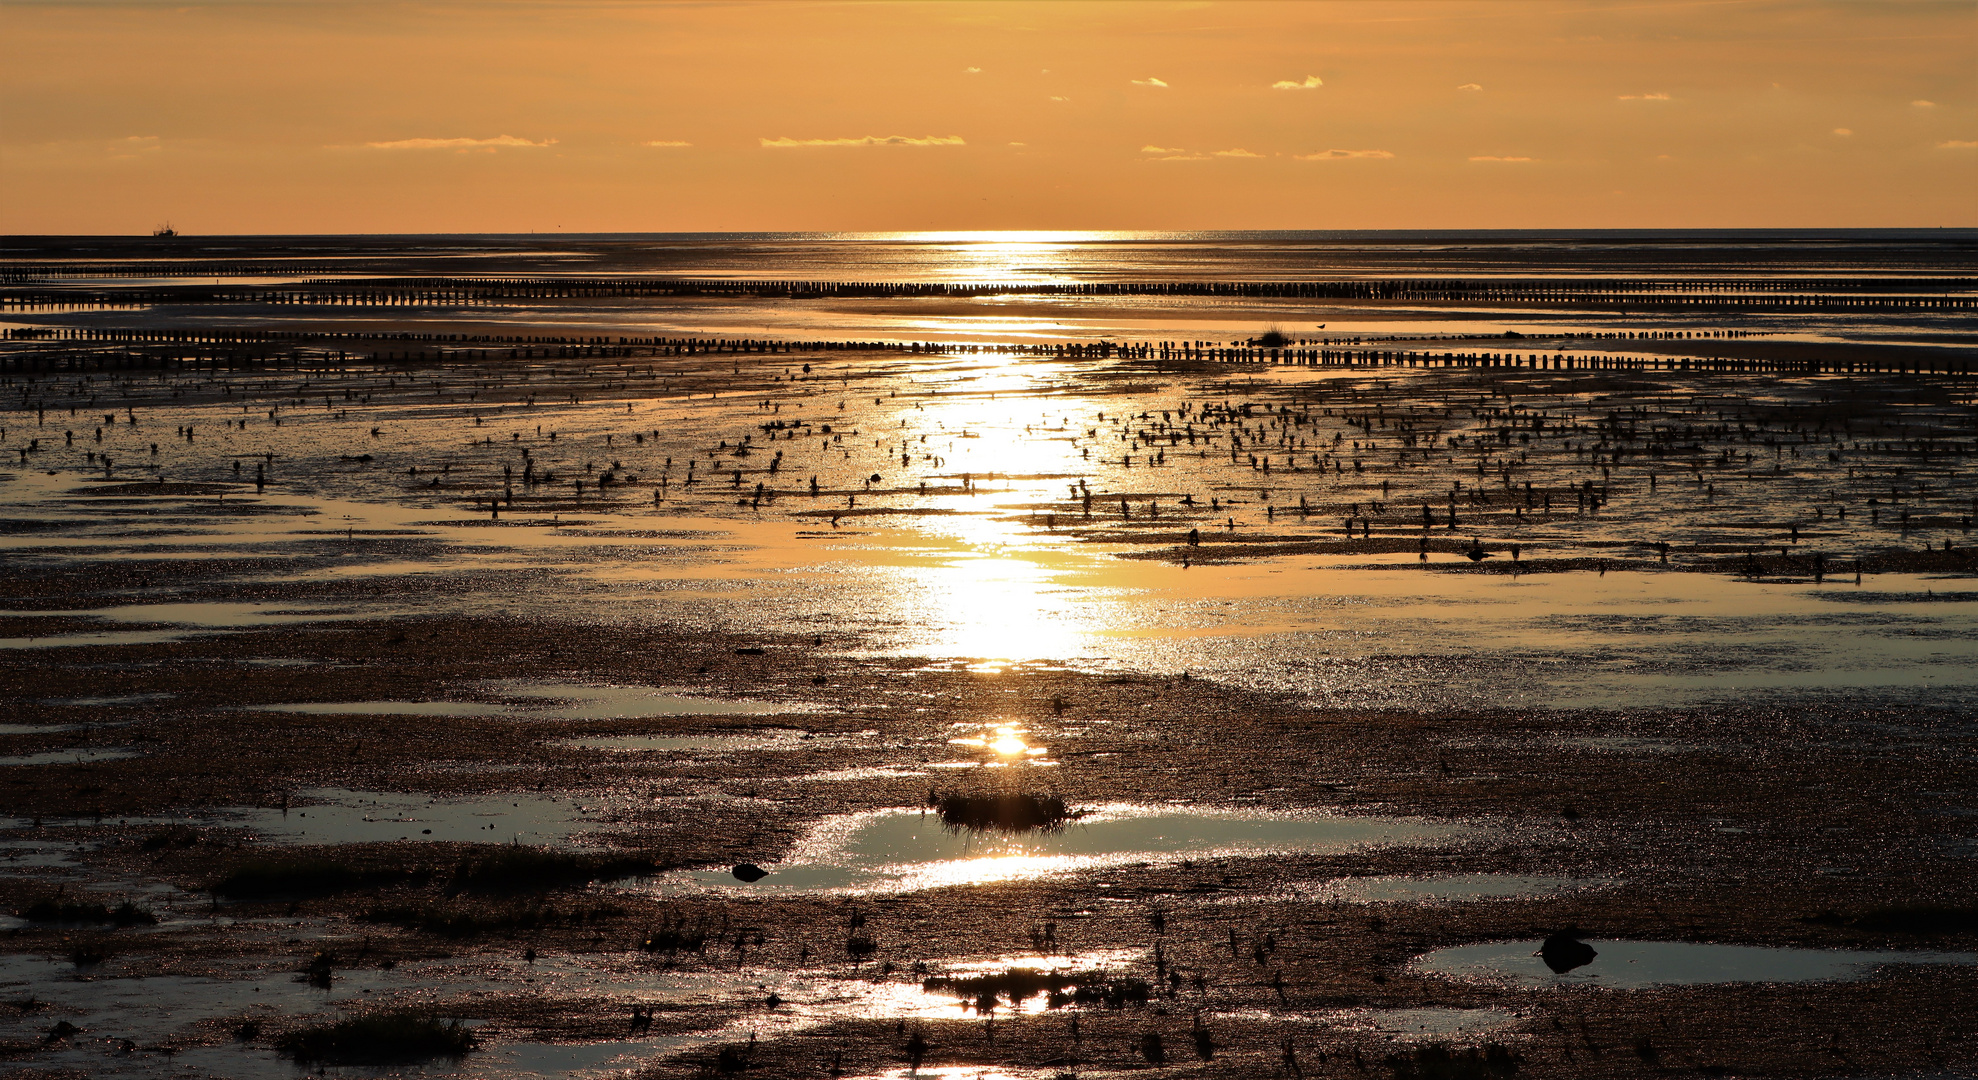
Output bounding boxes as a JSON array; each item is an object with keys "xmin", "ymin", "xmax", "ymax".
[
  {"xmin": 660, "ymin": 804, "xmax": 1473, "ymax": 893},
  {"xmin": 0, "ymin": 629, "xmax": 198, "ymax": 649},
  {"xmin": 471, "ymin": 1039, "xmax": 697, "ymax": 1080},
  {"xmin": 0, "ymin": 724, "xmax": 82, "ymax": 735},
  {"xmin": 555, "ymin": 729, "xmax": 847, "ymax": 753},
  {"xmin": 1301, "ymin": 874, "xmax": 1608, "ymax": 904},
  {"xmin": 496, "ymin": 682, "xmax": 820, "ymax": 719},
  {"xmin": 254, "ymin": 700, "xmax": 515, "ymax": 717},
  {"xmin": 1413, "ymin": 939, "xmax": 1978, "ymax": 988},
  {"xmin": 0, "ymin": 953, "xmax": 410, "ymax": 1079},
  {"xmin": 1217, "ymin": 1005, "xmax": 1520, "ymax": 1038},
  {"xmin": 257, "ymin": 684, "xmax": 823, "ymax": 723},
  {"xmin": 116, "ymin": 788, "xmax": 624, "ymax": 847},
  {"xmin": 0, "ymin": 748, "xmax": 141, "ymax": 767}
]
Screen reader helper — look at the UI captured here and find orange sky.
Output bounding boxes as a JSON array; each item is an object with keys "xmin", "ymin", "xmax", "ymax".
[{"xmin": 3, "ymin": 1, "xmax": 1972, "ymax": 234}]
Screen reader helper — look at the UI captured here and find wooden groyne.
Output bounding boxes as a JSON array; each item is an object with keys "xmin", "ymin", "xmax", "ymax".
[{"xmin": 3, "ymin": 275, "xmax": 1974, "ymax": 313}]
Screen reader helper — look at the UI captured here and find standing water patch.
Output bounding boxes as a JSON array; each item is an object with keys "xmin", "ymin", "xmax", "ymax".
[
  {"xmin": 1414, "ymin": 939, "xmax": 1977, "ymax": 988},
  {"xmin": 661, "ymin": 804, "xmax": 1474, "ymax": 893}
]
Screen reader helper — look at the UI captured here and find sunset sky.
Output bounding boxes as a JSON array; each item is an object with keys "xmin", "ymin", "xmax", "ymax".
[{"xmin": 4, "ymin": 0, "xmax": 1972, "ymax": 234}]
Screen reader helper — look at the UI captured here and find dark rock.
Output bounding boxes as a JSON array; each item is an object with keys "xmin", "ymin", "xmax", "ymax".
[
  {"xmin": 1536, "ymin": 930, "xmax": 1598, "ymax": 973},
  {"xmin": 731, "ymin": 863, "xmax": 768, "ymax": 882}
]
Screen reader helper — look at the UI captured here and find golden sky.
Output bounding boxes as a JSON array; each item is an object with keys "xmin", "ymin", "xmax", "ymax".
[{"xmin": 4, "ymin": 0, "xmax": 1972, "ymax": 234}]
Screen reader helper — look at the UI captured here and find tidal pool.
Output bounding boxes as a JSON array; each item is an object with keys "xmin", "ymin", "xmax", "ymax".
[
  {"xmin": 1413, "ymin": 939, "xmax": 1978, "ymax": 988},
  {"xmin": 151, "ymin": 788, "xmax": 628, "ymax": 847},
  {"xmin": 661, "ymin": 804, "xmax": 1474, "ymax": 893}
]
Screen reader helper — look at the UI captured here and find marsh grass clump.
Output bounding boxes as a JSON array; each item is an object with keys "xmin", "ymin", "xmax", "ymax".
[
  {"xmin": 639, "ymin": 914, "xmax": 711, "ymax": 955},
  {"xmin": 924, "ymin": 970, "xmax": 1152, "ymax": 1013},
  {"xmin": 360, "ymin": 901, "xmax": 626, "ymax": 940},
  {"xmin": 449, "ymin": 846, "xmax": 659, "ymax": 894},
  {"xmin": 1256, "ymin": 327, "xmax": 1291, "ymax": 348},
  {"xmin": 213, "ymin": 859, "xmax": 423, "ymax": 900},
  {"xmin": 932, "ymin": 792, "xmax": 1076, "ymax": 834},
  {"xmin": 275, "ymin": 1011, "xmax": 475, "ymax": 1065},
  {"xmin": 23, "ymin": 899, "xmax": 155, "ymax": 927}
]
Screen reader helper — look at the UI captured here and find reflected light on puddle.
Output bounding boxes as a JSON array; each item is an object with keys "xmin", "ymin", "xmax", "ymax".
[
  {"xmin": 949, "ymin": 723, "xmax": 1050, "ymax": 763},
  {"xmin": 933, "ymin": 556, "xmax": 1087, "ymax": 671}
]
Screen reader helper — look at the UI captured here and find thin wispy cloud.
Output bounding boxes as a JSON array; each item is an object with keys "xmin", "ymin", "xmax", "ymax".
[
  {"xmin": 364, "ymin": 135, "xmax": 555, "ymax": 150},
  {"xmin": 1470, "ymin": 155, "xmax": 1533, "ymax": 162},
  {"xmin": 1131, "ymin": 76, "xmax": 1169, "ymax": 88},
  {"xmin": 108, "ymin": 135, "xmax": 162, "ymax": 159},
  {"xmin": 641, "ymin": 140, "xmax": 691, "ymax": 148},
  {"xmin": 1295, "ymin": 148, "xmax": 1394, "ymax": 160},
  {"xmin": 1938, "ymin": 139, "xmax": 1978, "ymax": 150},
  {"xmin": 1272, "ymin": 75, "xmax": 1323, "ymax": 91},
  {"xmin": 1213, "ymin": 148, "xmax": 1263, "ymax": 158},
  {"xmin": 1618, "ymin": 92, "xmax": 1671, "ymax": 101},
  {"xmin": 759, "ymin": 135, "xmax": 965, "ymax": 148},
  {"xmin": 965, "ymin": 67, "xmax": 981, "ymax": 74},
  {"xmin": 1457, "ymin": 83, "xmax": 1483, "ymax": 92},
  {"xmin": 1912, "ymin": 100, "xmax": 1936, "ymax": 108},
  {"xmin": 1141, "ymin": 145, "xmax": 1185, "ymax": 154},
  {"xmin": 1832, "ymin": 128, "xmax": 1853, "ymax": 137}
]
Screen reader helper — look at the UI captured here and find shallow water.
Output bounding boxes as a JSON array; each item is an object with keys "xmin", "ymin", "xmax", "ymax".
[
  {"xmin": 1413, "ymin": 939, "xmax": 1978, "ymax": 988},
  {"xmin": 660, "ymin": 804, "xmax": 1475, "ymax": 894},
  {"xmin": 0, "ymin": 747, "xmax": 141, "ymax": 767},
  {"xmin": 167, "ymin": 788, "xmax": 627, "ymax": 848},
  {"xmin": 1300, "ymin": 874, "xmax": 1607, "ymax": 904}
]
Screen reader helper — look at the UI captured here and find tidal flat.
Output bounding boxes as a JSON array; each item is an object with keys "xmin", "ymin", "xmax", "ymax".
[{"xmin": 0, "ymin": 232, "xmax": 1974, "ymax": 1077}]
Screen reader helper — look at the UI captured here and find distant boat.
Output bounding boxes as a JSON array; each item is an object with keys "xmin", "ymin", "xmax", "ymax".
[{"xmin": 152, "ymin": 223, "xmax": 177, "ymax": 238}]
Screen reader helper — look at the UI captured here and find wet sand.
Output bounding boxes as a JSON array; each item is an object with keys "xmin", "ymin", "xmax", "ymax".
[{"xmin": 0, "ymin": 344, "xmax": 1973, "ymax": 1078}]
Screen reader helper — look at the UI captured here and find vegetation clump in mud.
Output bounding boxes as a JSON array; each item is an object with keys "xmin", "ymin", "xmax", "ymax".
[
  {"xmin": 932, "ymin": 791, "xmax": 1078, "ymax": 834},
  {"xmin": 21, "ymin": 898, "xmax": 156, "ymax": 926},
  {"xmin": 1383, "ymin": 1043, "xmax": 1521, "ymax": 1079},
  {"xmin": 276, "ymin": 1011, "xmax": 476, "ymax": 1065},
  {"xmin": 449, "ymin": 845, "xmax": 662, "ymax": 893},
  {"xmin": 212, "ymin": 859, "xmax": 424, "ymax": 900},
  {"xmin": 359, "ymin": 900, "xmax": 626, "ymax": 940},
  {"xmin": 923, "ymin": 969, "xmax": 1152, "ymax": 1012}
]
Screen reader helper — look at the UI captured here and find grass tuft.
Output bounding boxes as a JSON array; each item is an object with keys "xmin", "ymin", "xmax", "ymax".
[
  {"xmin": 931, "ymin": 792, "xmax": 1075, "ymax": 834},
  {"xmin": 275, "ymin": 1012, "xmax": 475, "ymax": 1065},
  {"xmin": 23, "ymin": 899, "xmax": 156, "ymax": 927},
  {"xmin": 449, "ymin": 846, "xmax": 659, "ymax": 894},
  {"xmin": 212, "ymin": 859, "xmax": 420, "ymax": 900}
]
